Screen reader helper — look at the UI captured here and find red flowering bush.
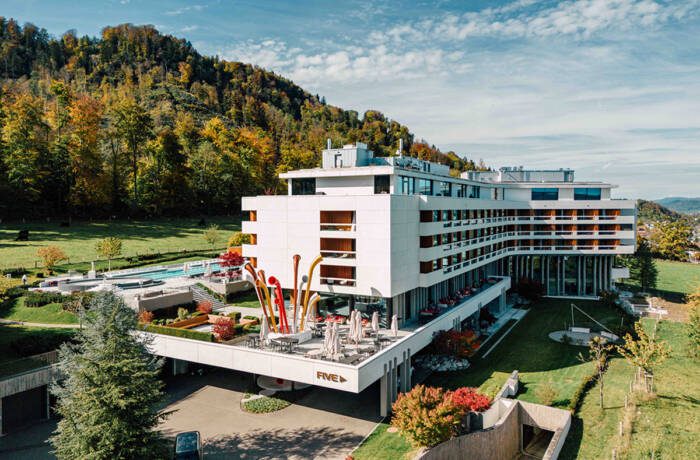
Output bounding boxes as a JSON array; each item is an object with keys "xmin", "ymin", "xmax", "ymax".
[
  {"xmin": 196, "ymin": 300, "xmax": 213, "ymax": 314},
  {"xmin": 451, "ymin": 387, "xmax": 492, "ymax": 412},
  {"xmin": 432, "ymin": 329, "xmax": 480, "ymax": 358},
  {"xmin": 220, "ymin": 251, "xmax": 244, "ymax": 269},
  {"xmin": 391, "ymin": 385, "xmax": 464, "ymax": 447},
  {"xmin": 138, "ymin": 310, "xmax": 154, "ymax": 324},
  {"xmin": 212, "ymin": 317, "xmax": 234, "ymax": 341}
]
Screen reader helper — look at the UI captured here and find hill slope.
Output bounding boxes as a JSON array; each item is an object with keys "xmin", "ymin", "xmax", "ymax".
[
  {"xmin": 656, "ymin": 197, "xmax": 700, "ymax": 214},
  {"xmin": 0, "ymin": 19, "xmax": 485, "ymax": 219}
]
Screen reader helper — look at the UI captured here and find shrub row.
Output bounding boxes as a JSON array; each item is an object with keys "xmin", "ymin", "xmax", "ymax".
[
  {"xmin": 140, "ymin": 323, "xmax": 214, "ymax": 342},
  {"xmin": 568, "ymin": 371, "xmax": 599, "ymax": 413},
  {"xmin": 25, "ymin": 291, "xmax": 66, "ymax": 307},
  {"xmin": 1, "ymin": 267, "xmax": 28, "ymax": 276},
  {"xmin": 10, "ymin": 331, "xmax": 77, "ymax": 357}
]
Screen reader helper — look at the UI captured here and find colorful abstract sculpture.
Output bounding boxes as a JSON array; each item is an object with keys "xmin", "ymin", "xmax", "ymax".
[
  {"xmin": 247, "ymin": 254, "xmax": 323, "ymax": 334},
  {"xmin": 268, "ymin": 276, "xmax": 288, "ymax": 334}
]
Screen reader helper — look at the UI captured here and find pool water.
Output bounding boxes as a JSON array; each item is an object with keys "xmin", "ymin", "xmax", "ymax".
[{"xmin": 119, "ymin": 263, "xmax": 222, "ymax": 281}]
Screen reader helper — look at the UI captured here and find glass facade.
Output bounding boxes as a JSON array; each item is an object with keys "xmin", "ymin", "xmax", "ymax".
[
  {"xmin": 399, "ymin": 176, "xmax": 415, "ymax": 195},
  {"xmin": 291, "ymin": 178, "xmax": 316, "ymax": 195},
  {"xmin": 574, "ymin": 188, "xmax": 601, "ymax": 200},
  {"xmin": 531, "ymin": 188, "xmax": 559, "ymax": 200},
  {"xmin": 374, "ymin": 175, "xmax": 390, "ymax": 194},
  {"xmin": 417, "ymin": 178, "xmax": 433, "ymax": 195}
]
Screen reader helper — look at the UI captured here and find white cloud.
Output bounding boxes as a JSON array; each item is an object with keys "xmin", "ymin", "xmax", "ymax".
[{"xmin": 165, "ymin": 4, "xmax": 207, "ymax": 16}]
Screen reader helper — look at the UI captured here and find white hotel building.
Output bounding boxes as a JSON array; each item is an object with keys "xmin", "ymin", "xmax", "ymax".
[
  {"xmin": 242, "ymin": 142, "xmax": 636, "ymax": 327},
  {"xmin": 148, "ymin": 142, "xmax": 635, "ymax": 416}
]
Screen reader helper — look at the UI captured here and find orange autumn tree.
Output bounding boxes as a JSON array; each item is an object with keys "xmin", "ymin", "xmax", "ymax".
[{"xmin": 391, "ymin": 385, "xmax": 463, "ymax": 447}]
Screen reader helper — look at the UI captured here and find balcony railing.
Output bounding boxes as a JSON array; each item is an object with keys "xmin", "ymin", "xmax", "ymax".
[
  {"xmin": 320, "ymin": 223, "xmax": 356, "ymax": 232},
  {"xmin": 320, "ymin": 250, "xmax": 356, "ymax": 259},
  {"xmin": 320, "ymin": 277, "xmax": 356, "ymax": 287}
]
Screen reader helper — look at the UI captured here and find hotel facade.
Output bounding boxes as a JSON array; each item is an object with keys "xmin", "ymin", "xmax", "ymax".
[{"xmin": 242, "ymin": 142, "xmax": 636, "ymax": 329}]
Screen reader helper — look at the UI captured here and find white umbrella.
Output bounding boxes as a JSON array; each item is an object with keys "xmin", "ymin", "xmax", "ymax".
[
  {"xmin": 259, "ymin": 314, "xmax": 269, "ymax": 348},
  {"xmin": 348, "ymin": 311, "xmax": 357, "ymax": 343},
  {"xmin": 355, "ymin": 311, "xmax": 363, "ymax": 344},
  {"xmin": 390, "ymin": 314, "xmax": 399, "ymax": 338},
  {"xmin": 322, "ymin": 321, "xmax": 332, "ymax": 355},
  {"xmin": 371, "ymin": 311, "xmax": 379, "ymax": 334},
  {"xmin": 332, "ymin": 322, "xmax": 342, "ymax": 356}
]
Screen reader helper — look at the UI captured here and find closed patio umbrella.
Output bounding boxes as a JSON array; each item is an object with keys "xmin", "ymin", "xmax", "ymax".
[
  {"xmin": 390, "ymin": 314, "xmax": 398, "ymax": 338},
  {"xmin": 259, "ymin": 314, "xmax": 269, "ymax": 348},
  {"xmin": 371, "ymin": 311, "xmax": 379, "ymax": 334},
  {"xmin": 355, "ymin": 311, "xmax": 363, "ymax": 344},
  {"xmin": 332, "ymin": 322, "xmax": 342, "ymax": 356}
]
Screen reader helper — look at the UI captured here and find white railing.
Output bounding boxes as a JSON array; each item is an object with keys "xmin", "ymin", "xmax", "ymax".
[{"xmin": 320, "ymin": 223, "xmax": 356, "ymax": 232}]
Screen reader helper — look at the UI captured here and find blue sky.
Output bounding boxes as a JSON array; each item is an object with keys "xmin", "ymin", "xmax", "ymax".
[{"xmin": 4, "ymin": 0, "xmax": 700, "ymax": 199}]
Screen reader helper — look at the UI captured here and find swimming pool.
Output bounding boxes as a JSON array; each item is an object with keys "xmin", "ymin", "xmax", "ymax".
[{"xmin": 114, "ymin": 262, "xmax": 223, "ymax": 281}]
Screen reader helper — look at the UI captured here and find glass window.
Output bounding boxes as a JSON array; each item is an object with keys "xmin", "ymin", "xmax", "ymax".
[
  {"xmin": 374, "ymin": 175, "xmax": 390, "ymax": 194},
  {"xmin": 531, "ymin": 188, "xmax": 559, "ymax": 200},
  {"xmin": 437, "ymin": 181, "xmax": 452, "ymax": 196},
  {"xmin": 399, "ymin": 176, "xmax": 415, "ymax": 195},
  {"xmin": 574, "ymin": 188, "xmax": 601, "ymax": 200},
  {"xmin": 417, "ymin": 178, "xmax": 433, "ymax": 195},
  {"xmin": 468, "ymin": 185, "xmax": 481, "ymax": 199},
  {"xmin": 291, "ymin": 178, "xmax": 316, "ymax": 195},
  {"xmin": 457, "ymin": 184, "xmax": 468, "ymax": 197}
]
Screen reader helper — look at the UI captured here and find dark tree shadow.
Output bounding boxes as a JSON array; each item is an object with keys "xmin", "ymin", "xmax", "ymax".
[{"xmin": 202, "ymin": 426, "xmax": 364, "ymax": 459}]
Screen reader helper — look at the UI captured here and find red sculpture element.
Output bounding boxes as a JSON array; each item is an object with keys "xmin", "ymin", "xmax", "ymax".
[
  {"xmin": 244, "ymin": 263, "xmax": 271, "ymax": 328},
  {"xmin": 268, "ymin": 276, "xmax": 288, "ymax": 333}
]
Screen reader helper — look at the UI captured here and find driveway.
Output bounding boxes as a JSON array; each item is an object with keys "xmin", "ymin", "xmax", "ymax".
[
  {"xmin": 159, "ymin": 368, "xmax": 382, "ymax": 459},
  {"xmin": 0, "ymin": 368, "xmax": 381, "ymax": 460}
]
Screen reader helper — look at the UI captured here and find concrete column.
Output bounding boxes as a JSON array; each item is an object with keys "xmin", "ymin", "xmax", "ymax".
[
  {"xmin": 391, "ymin": 357, "xmax": 398, "ymax": 402},
  {"xmin": 499, "ymin": 288, "xmax": 507, "ymax": 313},
  {"xmin": 0, "ymin": 397, "xmax": 4, "ymax": 436},
  {"xmin": 593, "ymin": 257, "xmax": 598, "ymax": 294},
  {"xmin": 380, "ymin": 363, "xmax": 389, "ymax": 417},
  {"xmin": 172, "ymin": 359, "xmax": 189, "ymax": 376}
]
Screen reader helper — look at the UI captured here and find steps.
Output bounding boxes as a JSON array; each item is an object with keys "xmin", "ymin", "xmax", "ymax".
[{"xmin": 190, "ymin": 285, "xmax": 226, "ymax": 310}]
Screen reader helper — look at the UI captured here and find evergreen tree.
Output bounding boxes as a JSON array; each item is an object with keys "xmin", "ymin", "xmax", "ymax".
[
  {"xmin": 50, "ymin": 292, "xmax": 170, "ymax": 459},
  {"xmin": 624, "ymin": 237, "xmax": 658, "ymax": 292}
]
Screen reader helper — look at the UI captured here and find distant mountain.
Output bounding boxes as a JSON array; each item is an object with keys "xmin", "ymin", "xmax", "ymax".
[{"xmin": 655, "ymin": 197, "xmax": 700, "ymax": 214}]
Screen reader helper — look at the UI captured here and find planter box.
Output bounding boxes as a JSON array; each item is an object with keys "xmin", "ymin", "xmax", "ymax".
[{"xmin": 170, "ymin": 315, "xmax": 210, "ymax": 329}]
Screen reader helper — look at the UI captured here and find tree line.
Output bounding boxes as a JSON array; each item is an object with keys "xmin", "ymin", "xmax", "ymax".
[{"xmin": 0, "ymin": 19, "xmax": 487, "ymax": 219}]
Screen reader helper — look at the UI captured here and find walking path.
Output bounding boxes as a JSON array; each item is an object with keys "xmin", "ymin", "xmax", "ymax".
[
  {"xmin": 480, "ymin": 308, "xmax": 529, "ymax": 358},
  {"xmin": 0, "ymin": 319, "xmax": 80, "ymax": 329}
]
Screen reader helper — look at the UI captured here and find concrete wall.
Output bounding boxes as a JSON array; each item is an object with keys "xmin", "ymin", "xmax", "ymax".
[
  {"xmin": 518, "ymin": 401, "xmax": 572, "ymax": 460},
  {"xmin": 200, "ymin": 279, "xmax": 252, "ymax": 295},
  {"xmin": 419, "ymin": 401, "xmax": 521, "ymax": 460},
  {"xmin": 132, "ymin": 289, "xmax": 193, "ymax": 312}
]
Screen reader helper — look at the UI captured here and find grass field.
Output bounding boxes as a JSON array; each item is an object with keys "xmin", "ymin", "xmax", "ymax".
[
  {"xmin": 623, "ymin": 259, "xmax": 700, "ymax": 299},
  {"xmin": 0, "ymin": 297, "xmax": 78, "ymax": 324},
  {"xmin": 353, "ymin": 299, "xmax": 628, "ymax": 459},
  {"xmin": 562, "ymin": 319, "xmax": 699, "ymax": 459},
  {"xmin": 0, "ymin": 216, "xmax": 241, "ymax": 270}
]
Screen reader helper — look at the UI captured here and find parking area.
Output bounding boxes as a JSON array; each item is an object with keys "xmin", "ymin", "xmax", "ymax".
[{"xmin": 160, "ymin": 368, "xmax": 382, "ymax": 459}]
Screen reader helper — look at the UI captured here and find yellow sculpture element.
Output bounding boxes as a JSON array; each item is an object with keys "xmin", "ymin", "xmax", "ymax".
[
  {"xmin": 291, "ymin": 254, "xmax": 301, "ymax": 330},
  {"xmin": 300, "ymin": 255, "xmax": 323, "ymax": 331},
  {"xmin": 307, "ymin": 293, "xmax": 321, "ymax": 321},
  {"xmin": 256, "ymin": 270, "xmax": 278, "ymax": 333}
]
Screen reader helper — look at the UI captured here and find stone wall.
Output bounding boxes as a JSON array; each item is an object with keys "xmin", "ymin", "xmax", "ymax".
[{"xmin": 133, "ymin": 289, "xmax": 193, "ymax": 312}]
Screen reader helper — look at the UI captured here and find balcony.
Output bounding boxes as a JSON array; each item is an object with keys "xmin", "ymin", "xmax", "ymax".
[{"xmin": 320, "ymin": 211, "xmax": 356, "ymax": 232}]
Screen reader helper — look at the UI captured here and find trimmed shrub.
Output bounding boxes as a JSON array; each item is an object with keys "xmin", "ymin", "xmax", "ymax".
[
  {"xmin": 61, "ymin": 292, "xmax": 95, "ymax": 314},
  {"xmin": 227, "ymin": 311, "xmax": 242, "ymax": 321},
  {"xmin": 10, "ymin": 331, "xmax": 76, "ymax": 356},
  {"xmin": 391, "ymin": 385, "xmax": 464, "ymax": 447},
  {"xmin": 140, "ymin": 324, "xmax": 214, "ymax": 342},
  {"xmin": 25, "ymin": 291, "xmax": 66, "ymax": 308},
  {"xmin": 451, "ymin": 387, "xmax": 492, "ymax": 412},
  {"xmin": 242, "ymin": 395, "xmax": 290, "ymax": 413},
  {"xmin": 568, "ymin": 371, "xmax": 598, "ymax": 413},
  {"xmin": 517, "ymin": 277, "xmax": 544, "ymax": 301}
]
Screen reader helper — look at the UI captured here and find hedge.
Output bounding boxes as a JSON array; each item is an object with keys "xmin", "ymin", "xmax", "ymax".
[
  {"xmin": 140, "ymin": 324, "xmax": 214, "ymax": 342},
  {"xmin": 25, "ymin": 291, "xmax": 66, "ymax": 307},
  {"xmin": 568, "ymin": 370, "xmax": 599, "ymax": 413}
]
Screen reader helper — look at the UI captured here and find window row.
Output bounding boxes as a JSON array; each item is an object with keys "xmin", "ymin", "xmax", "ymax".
[{"xmin": 398, "ymin": 175, "xmax": 485, "ymax": 198}]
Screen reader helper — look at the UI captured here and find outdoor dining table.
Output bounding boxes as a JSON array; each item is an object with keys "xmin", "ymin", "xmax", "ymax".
[
  {"xmin": 274, "ymin": 336, "xmax": 299, "ymax": 354},
  {"xmin": 244, "ymin": 334, "xmax": 260, "ymax": 348}
]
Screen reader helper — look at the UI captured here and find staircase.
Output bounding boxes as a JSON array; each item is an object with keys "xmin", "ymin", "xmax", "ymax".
[{"xmin": 190, "ymin": 285, "xmax": 226, "ymax": 311}]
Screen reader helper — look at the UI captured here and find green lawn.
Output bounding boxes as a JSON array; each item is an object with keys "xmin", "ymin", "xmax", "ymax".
[
  {"xmin": 352, "ymin": 423, "xmax": 417, "ymax": 460},
  {"xmin": 0, "ymin": 325, "xmax": 76, "ymax": 376},
  {"xmin": 228, "ymin": 290, "xmax": 262, "ymax": 308},
  {"xmin": 623, "ymin": 259, "xmax": 700, "ymax": 299},
  {"xmin": 562, "ymin": 319, "xmax": 699, "ymax": 459},
  {"xmin": 0, "ymin": 216, "xmax": 241, "ymax": 270},
  {"xmin": 0, "ymin": 297, "xmax": 78, "ymax": 324},
  {"xmin": 354, "ymin": 299, "xmax": 628, "ymax": 459}
]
